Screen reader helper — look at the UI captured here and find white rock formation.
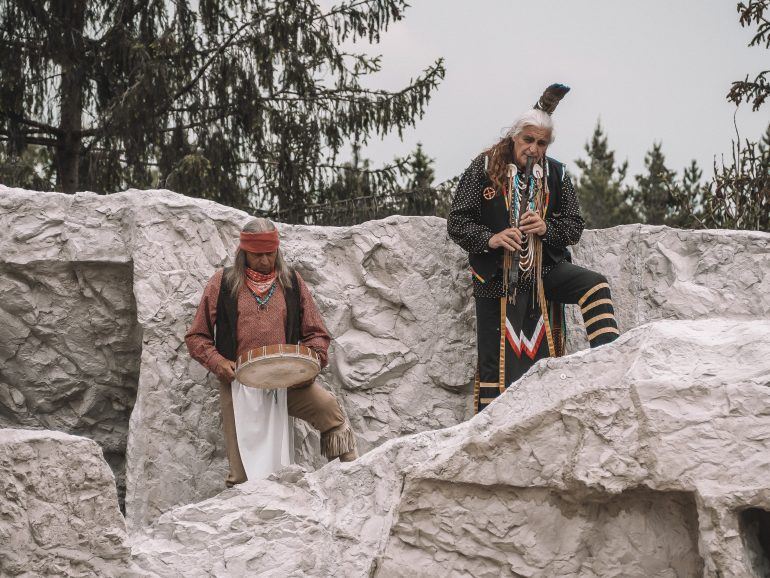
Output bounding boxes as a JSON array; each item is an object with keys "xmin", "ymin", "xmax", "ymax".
[
  {"xmin": 1, "ymin": 185, "xmax": 769, "ymax": 540},
  {"xmin": 129, "ymin": 318, "xmax": 770, "ymax": 577},
  {"xmin": 0, "ymin": 429, "xmax": 132, "ymax": 576},
  {"xmin": 0, "ymin": 260, "xmax": 141, "ymax": 506},
  {"xmin": 0, "ymin": 186, "xmax": 474, "ymax": 531},
  {"xmin": 566, "ymin": 226, "xmax": 770, "ymax": 351}
]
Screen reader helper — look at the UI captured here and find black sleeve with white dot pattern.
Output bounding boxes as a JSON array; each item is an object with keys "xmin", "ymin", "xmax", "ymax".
[
  {"xmin": 543, "ymin": 170, "xmax": 585, "ymax": 249},
  {"xmin": 447, "ymin": 155, "xmax": 494, "ymax": 254}
]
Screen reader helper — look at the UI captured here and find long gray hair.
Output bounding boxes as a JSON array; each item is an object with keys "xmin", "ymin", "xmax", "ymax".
[
  {"xmin": 485, "ymin": 108, "xmax": 556, "ymax": 192},
  {"xmin": 224, "ymin": 218, "xmax": 293, "ymax": 297}
]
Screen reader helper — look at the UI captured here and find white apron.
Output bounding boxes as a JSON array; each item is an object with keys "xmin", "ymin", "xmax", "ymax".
[{"xmin": 231, "ymin": 381, "xmax": 294, "ymax": 480}]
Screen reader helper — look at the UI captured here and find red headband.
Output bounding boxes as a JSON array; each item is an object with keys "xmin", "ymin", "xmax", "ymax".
[{"xmin": 239, "ymin": 230, "xmax": 279, "ymax": 253}]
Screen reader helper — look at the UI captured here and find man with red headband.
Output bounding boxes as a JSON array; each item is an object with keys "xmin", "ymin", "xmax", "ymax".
[{"xmin": 186, "ymin": 218, "xmax": 357, "ymax": 487}]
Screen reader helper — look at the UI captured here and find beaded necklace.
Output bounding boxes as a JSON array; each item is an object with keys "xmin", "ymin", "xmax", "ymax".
[
  {"xmin": 249, "ymin": 281, "xmax": 277, "ymax": 310},
  {"xmin": 514, "ymin": 173, "xmax": 537, "ymax": 275}
]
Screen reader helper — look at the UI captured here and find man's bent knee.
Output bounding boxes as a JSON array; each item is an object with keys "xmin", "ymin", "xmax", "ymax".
[
  {"xmin": 288, "ymin": 381, "xmax": 344, "ymax": 433},
  {"xmin": 316, "ymin": 393, "xmax": 345, "ymax": 433},
  {"xmin": 287, "ymin": 381, "xmax": 356, "ymax": 460}
]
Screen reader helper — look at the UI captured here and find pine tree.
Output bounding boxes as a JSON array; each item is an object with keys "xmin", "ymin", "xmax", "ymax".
[
  {"xmin": 406, "ymin": 143, "xmax": 435, "ymax": 191},
  {"xmin": 633, "ymin": 143, "xmax": 678, "ymax": 225},
  {"xmin": 399, "ymin": 142, "xmax": 436, "ymax": 215},
  {"xmin": 321, "ymin": 144, "xmax": 375, "ymax": 204},
  {"xmin": 668, "ymin": 160, "xmax": 705, "ymax": 228},
  {"xmin": 573, "ymin": 121, "xmax": 637, "ymax": 228},
  {"xmin": 0, "ymin": 0, "xmax": 444, "ymax": 214}
]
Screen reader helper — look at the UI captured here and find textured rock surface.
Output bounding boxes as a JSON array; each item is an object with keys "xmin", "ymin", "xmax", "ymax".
[
  {"xmin": 566, "ymin": 225, "xmax": 770, "ymax": 351},
  {"xmin": 2, "ymin": 185, "xmax": 770, "ymax": 534},
  {"xmin": 0, "ymin": 261, "xmax": 141, "ymax": 507},
  {"xmin": 0, "ymin": 429, "xmax": 132, "ymax": 576},
  {"xmin": 130, "ymin": 319, "xmax": 770, "ymax": 577},
  {"xmin": 0, "ymin": 186, "xmax": 474, "ymax": 532}
]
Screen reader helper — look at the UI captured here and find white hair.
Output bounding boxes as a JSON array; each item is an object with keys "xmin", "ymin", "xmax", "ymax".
[{"xmin": 505, "ymin": 109, "xmax": 555, "ymax": 144}]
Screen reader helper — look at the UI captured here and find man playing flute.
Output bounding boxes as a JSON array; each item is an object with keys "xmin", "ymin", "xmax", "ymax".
[{"xmin": 448, "ymin": 84, "xmax": 620, "ymax": 413}]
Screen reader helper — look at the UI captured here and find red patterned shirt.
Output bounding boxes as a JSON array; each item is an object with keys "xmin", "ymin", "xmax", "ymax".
[{"xmin": 185, "ymin": 269, "xmax": 331, "ymax": 375}]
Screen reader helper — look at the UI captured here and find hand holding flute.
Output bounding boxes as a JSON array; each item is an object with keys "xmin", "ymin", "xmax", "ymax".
[
  {"xmin": 488, "ymin": 227, "xmax": 522, "ymax": 252},
  {"xmin": 489, "ymin": 210, "xmax": 546, "ymax": 252},
  {"xmin": 519, "ymin": 210, "xmax": 546, "ymax": 236}
]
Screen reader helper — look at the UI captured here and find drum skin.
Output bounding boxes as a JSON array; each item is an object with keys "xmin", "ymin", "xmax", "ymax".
[{"xmin": 235, "ymin": 344, "xmax": 321, "ymax": 389}]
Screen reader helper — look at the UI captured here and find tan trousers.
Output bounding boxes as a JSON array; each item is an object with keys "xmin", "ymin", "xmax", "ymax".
[{"xmin": 219, "ymin": 380, "xmax": 352, "ymax": 486}]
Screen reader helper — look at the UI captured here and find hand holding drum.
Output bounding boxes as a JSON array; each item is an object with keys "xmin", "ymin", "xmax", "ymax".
[{"xmin": 216, "ymin": 359, "xmax": 237, "ymax": 383}]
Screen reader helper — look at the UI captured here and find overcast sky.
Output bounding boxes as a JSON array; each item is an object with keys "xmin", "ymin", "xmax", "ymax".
[{"xmin": 350, "ymin": 0, "xmax": 768, "ymax": 183}]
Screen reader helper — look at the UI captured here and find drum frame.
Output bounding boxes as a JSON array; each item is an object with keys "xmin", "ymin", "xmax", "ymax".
[{"xmin": 235, "ymin": 344, "xmax": 321, "ymax": 389}]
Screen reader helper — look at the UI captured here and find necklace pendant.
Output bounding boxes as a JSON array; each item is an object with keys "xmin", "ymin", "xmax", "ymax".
[{"xmin": 250, "ymin": 281, "xmax": 276, "ymax": 310}]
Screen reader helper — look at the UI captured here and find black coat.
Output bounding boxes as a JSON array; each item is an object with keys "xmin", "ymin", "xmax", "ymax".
[{"xmin": 447, "ymin": 154, "xmax": 585, "ymax": 297}]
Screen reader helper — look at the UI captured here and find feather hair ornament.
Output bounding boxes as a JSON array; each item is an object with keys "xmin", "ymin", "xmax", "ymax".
[{"xmin": 534, "ymin": 83, "xmax": 570, "ymax": 115}]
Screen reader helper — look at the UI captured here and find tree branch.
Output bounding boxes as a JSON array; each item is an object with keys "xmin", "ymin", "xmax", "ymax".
[
  {"xmin": 0, "ymin": 134, "xmax": 57, "ymax": 146},
  {"xmin": 156, "ymin": 114, "xmax": 232, "ymax": 132},
  {"xmin": 18, "ymin": 1, "xmax": 51, "ymax": 35},
  {"xmin": 168, "ymin": 17, "xmax": 259, "ymax": 105},
  {"xmin": 5, "ymin": 112, "xmax": 61, "ymax": 136},
  {"xmin": 316, "ymin": 0, "xmax": 380, "ymax": 21},
  {"xmin": 0, "ymin": 39, "xmax": 43, "ymax": 51},
  {"xmin": 87, "ymin": 0, "xmax": 149, "ymax": 55}
]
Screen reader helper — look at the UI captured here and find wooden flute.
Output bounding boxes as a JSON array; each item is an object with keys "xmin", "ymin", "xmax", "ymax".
[{"xmin": 506, "ymin": 156, "xmax": 535, "ymax": 291}]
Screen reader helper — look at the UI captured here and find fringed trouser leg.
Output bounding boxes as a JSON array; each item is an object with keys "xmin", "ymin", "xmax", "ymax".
[{"xmin": 287, "ymin": 381, "xmax": 358, "ymax": 462}]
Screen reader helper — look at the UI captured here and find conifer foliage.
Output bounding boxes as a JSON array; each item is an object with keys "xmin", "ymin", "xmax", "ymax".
[
  {"xmin": 670, "ymin": 160, "xmax": 706, "ymax": 229},
  {"xmin": 0, "ymin": 0, "xmax": 445, "ymax": 212},
  {"xmin": 728, "ymin": 0, "xmax": 770, "ymax": 111},
  {"xmin": 631, "ymin": 143, "xmax": 678, "ymax": 226},
  {"xmin": 573, "ymin": 122, "xmax": 636, "ymax": 228}
]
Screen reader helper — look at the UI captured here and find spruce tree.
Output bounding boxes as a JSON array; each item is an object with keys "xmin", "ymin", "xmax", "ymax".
[
  {"xmin": 573, "ymin": 121, "xmax": 637, "ymax": 228},
  {"xmin": 406, "ymin": 143, "xmax": 435, "ymax": 191},
  {"xmin": 668, "ymin": 160, "xmax": 705, "ymax": 228},
  {"xmin": 321, "ymin": 144, "xmax": 376, "ymax": 204},
  {"xmin": 633, "ymin": 143, "xmax": 677, "ymax": 225},
  {"xmin": 0, "ymin": 0, "xmax": 444, "ymax": 214},
  {"xmin": 399, "ymin": 142, "xmax": 436, "ymax": 215}
]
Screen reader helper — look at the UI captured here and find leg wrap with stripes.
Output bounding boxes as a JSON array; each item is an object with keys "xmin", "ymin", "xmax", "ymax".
[
  {"xmin": 542, "ymin": 261, "xmax": 620, "ymax": 348},
  {"xmin": 578, "ymin": 282, "xmax": 619, "ymax": 347},
  {"xmin": 472, "ymin": 262, "xmax": 620, "ymax": 415}
]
